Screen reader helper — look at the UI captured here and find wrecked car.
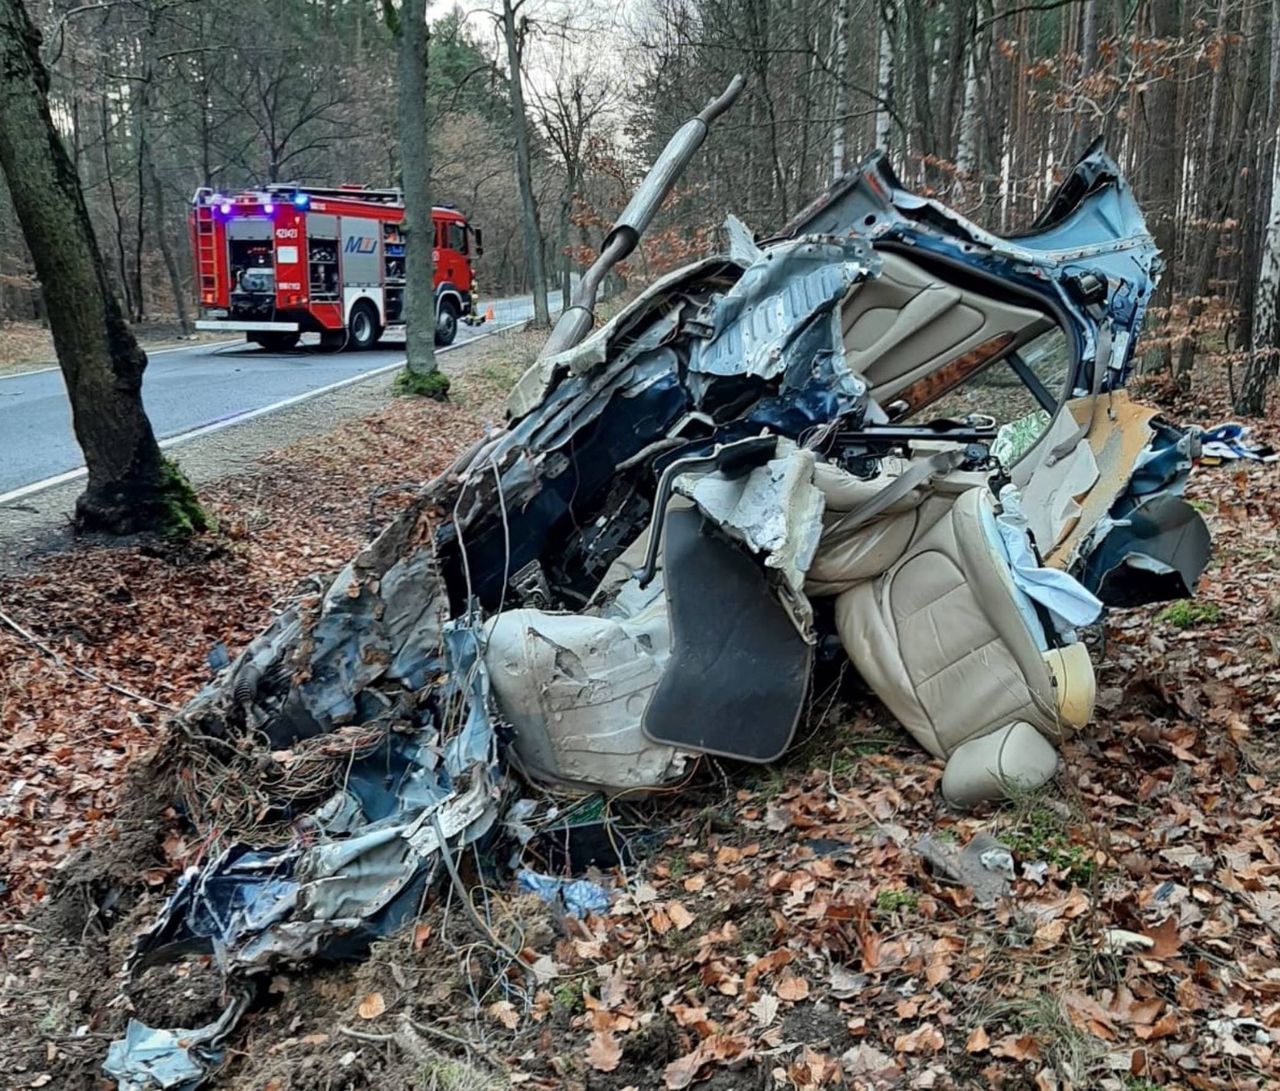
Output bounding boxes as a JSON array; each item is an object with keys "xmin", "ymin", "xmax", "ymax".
[{"xmin": 105, "ymin": 76, "xmax": 1209, "ymax": 1088}]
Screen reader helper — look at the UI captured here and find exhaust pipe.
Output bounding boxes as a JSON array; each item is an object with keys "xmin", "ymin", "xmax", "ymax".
[{"xmin": 539, "ymin": 74, "xmax": 746, "ymax": 359}]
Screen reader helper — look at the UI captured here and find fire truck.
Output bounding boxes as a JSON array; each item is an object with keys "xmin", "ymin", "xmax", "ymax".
[{"xmin": 189, "ymin": 183, "xmax": 483, "ymax": 351}]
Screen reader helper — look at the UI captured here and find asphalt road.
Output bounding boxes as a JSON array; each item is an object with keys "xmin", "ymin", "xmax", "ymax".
[{"xmin": 0, "ymin": 288, "xmax": 567, "ymax": 500}]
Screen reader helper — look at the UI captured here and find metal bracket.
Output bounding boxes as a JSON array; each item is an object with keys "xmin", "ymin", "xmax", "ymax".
[{"xmin": 509, "ymin": 560, "xmax": 552, "ymax": 609}]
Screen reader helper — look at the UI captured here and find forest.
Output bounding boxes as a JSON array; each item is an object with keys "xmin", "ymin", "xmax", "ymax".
[{"xmin": 2, "ymin": 0, "xmax": 1279, "ymax": 410}]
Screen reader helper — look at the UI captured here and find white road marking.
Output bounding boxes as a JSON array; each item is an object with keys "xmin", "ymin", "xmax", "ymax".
[{"xmin": 0, "ymin": 320, "xmax": 525, "ymax": 507}]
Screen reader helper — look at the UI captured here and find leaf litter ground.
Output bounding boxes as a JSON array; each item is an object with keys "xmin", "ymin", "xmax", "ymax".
[{"xmin": 1, "ymin": 344, "xmax": 1279, "ymax": 1090}]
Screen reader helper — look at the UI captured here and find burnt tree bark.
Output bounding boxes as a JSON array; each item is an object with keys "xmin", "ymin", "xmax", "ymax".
[{"xmin": 0, "ymin": 0, "xmax": 203, "ymax": 533}]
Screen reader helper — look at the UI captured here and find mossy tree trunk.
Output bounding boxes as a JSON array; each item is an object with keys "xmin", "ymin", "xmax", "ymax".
[{"xmin": 0, "ymin": 0, "xmax": 203, "ymax": 533}]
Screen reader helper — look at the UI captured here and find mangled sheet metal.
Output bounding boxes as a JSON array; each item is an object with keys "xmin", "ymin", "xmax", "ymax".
[{"xmin": 107, "ymin": 78, "xmax": 1213, "ymax": 1089}]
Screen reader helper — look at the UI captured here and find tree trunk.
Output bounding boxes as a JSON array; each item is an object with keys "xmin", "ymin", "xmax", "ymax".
[
  {"xmin": 831, "ymin": 0, "xmax": 848, "ymax": 180},
  {"xmin": 559, "ymin": 166, "xmax": 575, "ymax": 311},
  {"xmin": 1139, "ymin": 0, "xmax": 1180, "ymax": 374},
  {"xmin": 502, "ymin": 0, "xmax": 549, "ymax": 327},
  {"xmin": 1237, "ymin": 0, "xmax": 1280, "ymax": 350},
  {"xmin": 396, "ymin": 0, "xmax": 439, "ymax": 379},
  {"xmin": 1070, "ymin": 0, "xmax": 1098, "ymax": 162},
  {"xmin": 938, "ymin": 0, "xmax": 969, "ymax": 170},
  {"xmin": 875, "ymin": 3, "xmax": 895, "ymax": 151},
  {"xmin": 1174, "ymin": 0, "xmax": 1237, "ymax": 386},
  {"xmin": 133, "ymin": 86, "xmax": 147, "ymax": 324},
  {"xmin": 0, "ymin": 0, "xmax": 202, "ymax": 534},
  {"xmin": 954, "ymin": 48, "xmax": 979, "ymax": 187},
  {"xmin": 149, "ymin": 160, "xmax": 192, "ymax": 335},
  {"xmin": 100, "ymin": 93, "xmax": 135, "ymax": 321},
  {"xmin": 906, "ymin": 2, "xmax": 936, "ymax": 181},
  {"xmin": 1238, "ymin": 115, "xmax": 1280, "ymax": 415}
]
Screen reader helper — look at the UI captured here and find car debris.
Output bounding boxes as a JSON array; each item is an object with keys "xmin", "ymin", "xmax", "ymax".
[
  {"xmin": 914, "ymin": 833, "xmax": 1015, "ymax": 907},
  {"xmin": 105, "ymin": 76, "xmax": 1211, "ymax": 1088},
  {"xmin": 1199, "ymin": 420, "xmax": 1278, "ymax": 463},
  {"xmin": 515, "ymin": 870, "xmax": 612, "ymax": 919}
]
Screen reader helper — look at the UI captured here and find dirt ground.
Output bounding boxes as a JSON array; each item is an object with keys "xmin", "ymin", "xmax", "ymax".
[
  {"xmin": 1, "ymin": 339, "xmax": 1279, "ymax": 1090},
  {"xmin": 0, "ymin": 318, "xmax": 231, "ymax": 376}
]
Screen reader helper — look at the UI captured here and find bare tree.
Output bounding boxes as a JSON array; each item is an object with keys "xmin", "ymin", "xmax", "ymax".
[
  {"xmin": 500, "ymin": 0, "xmax": 550, "ymax": 326},
  {"xmin": 228, "ymin": 55, "xmax": 349, "ymax": 184},
  {"xmin": 1240, "ymin": 0, "xmax": 1280, "ymax": 415},
  {"xmin": 530, "ymin": 49, "xmax": 616, "ymax": 310},
  {"xmin": 0, "ymin": 0, "xmax": 204, "ymax": 533}
]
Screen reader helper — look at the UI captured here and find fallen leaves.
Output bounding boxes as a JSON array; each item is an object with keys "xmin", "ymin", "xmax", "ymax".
[
  {"xmin": 894, "ymin": 1023, "xmax": 945, "ymax": 1054},
  {"xmin": 663, "ymin": 1048, "xmax": 705, "ymax": 1090},
  {"xmin": 667, "ymin": 900, "xmax": 695, "ymax": 931},
  {"xmin": 749, "ymin": 992, "xmax": 779, "ymax": 1027},
  {"xmin": 1141, "ymin": 916, "xmax": 1184, "ymax": 960},
  {"xmin": 585, "ymin": 1029, "xmax": 622, "ymax": 1072},
  {"xmin": 356, "ymin": 992, "xmax": 385, "ymax": 1021},
  {"xmin": 966, "ymin": 1026, "xmax": 990, "ymax": 1054},
  {"xmin": 486, "ymin": 1000, "xmax": 519, "ymax": 1030},
  {"xmin": 776, "ymin": 974, "xmax": 810, "ymax": 1002},
  {"xmin": 4, "ymin": 349, "xmax": 1280, "ymax": 1091},
  {"xmin": 662, "ymin": 1033, "xmax": 750, "ymax": 1089},
  {"xmin": 990, "ymin": 1034, "xmax": 1040, "ymax": 1062}
]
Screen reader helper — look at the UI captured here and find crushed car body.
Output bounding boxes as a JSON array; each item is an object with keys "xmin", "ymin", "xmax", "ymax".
[{"xmin": 105, "ymin": 79, "xmax": 1209, "ymax": 1088}]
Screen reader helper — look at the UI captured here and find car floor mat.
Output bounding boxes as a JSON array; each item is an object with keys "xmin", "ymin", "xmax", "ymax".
[{"xmin": 643, "ymin": 507, "xmax": 812, "ymax": 762}]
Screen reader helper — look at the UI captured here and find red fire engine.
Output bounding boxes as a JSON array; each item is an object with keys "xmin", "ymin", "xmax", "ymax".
[{"xmin": 189, "ymin": 183, "xmax": 483, "ymax": 351}]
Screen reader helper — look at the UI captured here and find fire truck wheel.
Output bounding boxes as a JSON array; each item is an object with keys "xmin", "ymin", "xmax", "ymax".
[
  {"xmin": 347, "ymin": 302, "xmax": 381, "ymax": 351},
  {"xmin": 434, "ymin": 299, "xmax": 459, "ymax": 347},
  {"xmin": 249, "ymin": 332, "xmax": 299, "ymax": 352}
]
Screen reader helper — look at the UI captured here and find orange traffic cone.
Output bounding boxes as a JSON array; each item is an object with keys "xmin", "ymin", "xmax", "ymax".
[{"xmin": 485, "ymin": 304, "xmax": 494, "ymax": 322}]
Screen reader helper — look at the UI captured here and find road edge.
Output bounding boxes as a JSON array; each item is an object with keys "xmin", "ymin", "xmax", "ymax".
[{"xmin": 0, "ymin": 320, "xmax": 526, "ymax": 508}]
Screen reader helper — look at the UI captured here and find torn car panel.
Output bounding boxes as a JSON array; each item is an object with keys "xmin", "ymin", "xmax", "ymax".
[{"xmin": 781, "ymin": 137, "xmax": 1159, "ymax": 394}]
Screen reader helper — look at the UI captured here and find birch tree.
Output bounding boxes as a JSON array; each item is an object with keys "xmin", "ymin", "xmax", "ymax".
[
  {"xmin": 831, "ymin": 0, "xmax": 849, "ymax": 179},
  {"xmin": 1238, "ymin": 111, "xmax": 1280, "ymax": 414},
  {"xmin": 875, "ymin": 2, "xmax": 896, "ymax": 151}
]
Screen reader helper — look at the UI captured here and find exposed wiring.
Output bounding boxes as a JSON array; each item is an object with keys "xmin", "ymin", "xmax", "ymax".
[{"xmin": 430, "ymin": 810, "xmax": 530, "ymax": 970}]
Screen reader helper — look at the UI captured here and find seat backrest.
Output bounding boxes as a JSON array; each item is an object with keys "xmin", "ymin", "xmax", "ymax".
[{"xmin": 833, "ymin": 487, "xmax": 1059, "ymax": 758}]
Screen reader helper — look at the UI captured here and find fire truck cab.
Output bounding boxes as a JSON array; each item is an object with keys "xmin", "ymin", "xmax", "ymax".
[{"xmin": 190, "ymin": 184, "xmax": 483, "ymax": 351}]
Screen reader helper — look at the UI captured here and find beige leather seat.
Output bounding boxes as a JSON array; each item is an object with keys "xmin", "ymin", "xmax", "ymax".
[{"xmin": 830, "ymin": 486, "xmax": 1093, "ymax": 806}]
